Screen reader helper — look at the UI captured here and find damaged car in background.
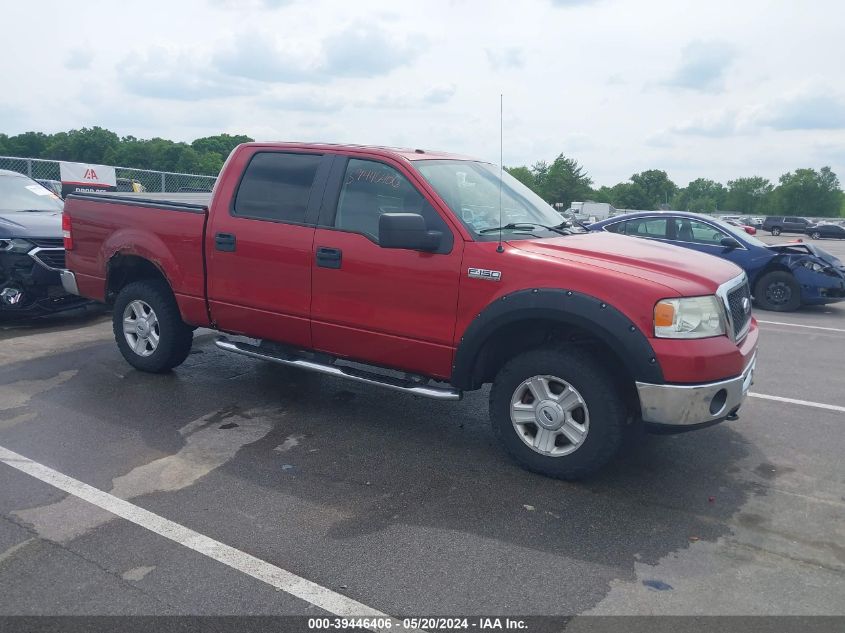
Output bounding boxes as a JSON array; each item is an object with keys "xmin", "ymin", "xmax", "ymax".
[
  {"xmin": 0, "ymin": 169, "xmax": 88, "ymax": 317},
  {"xmin": 590, "ymin": 211, "xmax": 845, "ymax": 312}
]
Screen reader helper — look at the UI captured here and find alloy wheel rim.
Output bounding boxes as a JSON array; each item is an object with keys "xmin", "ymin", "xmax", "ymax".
[
  {"xmin": 123, "ymin": 300, "xmax": 160, "ymax": 357},
  {"xmin": 510, "ymin": 375, "xmax": 590, "ymax": 457}
]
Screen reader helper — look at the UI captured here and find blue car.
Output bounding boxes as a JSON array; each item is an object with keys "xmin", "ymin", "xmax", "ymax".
[{"xmin": 589, "ymin": 211, "xmax": 845, "ymax": 311}]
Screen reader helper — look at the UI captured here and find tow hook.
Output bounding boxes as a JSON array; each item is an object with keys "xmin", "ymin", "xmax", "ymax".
[
  {"xmin": 0, "ymin": 287, "xmax": 24, "ymax": 306},
  {"xmin": 725, "ymin": 406, "xmax": 740, "ymax": 421}
]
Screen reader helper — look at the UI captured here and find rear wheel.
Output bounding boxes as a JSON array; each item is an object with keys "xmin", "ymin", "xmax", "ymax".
[
  {"xmin": 771, "ymin": 227, "xmax": 782, "ymax": 236},
  {"xmin": 489, "ymin": 346, "xmax": 625, "ymax": 480},
  {"xmin": 755, "ymin": 271, "xmax": 801, "ymax": 312},
  {"xmin": 113, "ymin": 280, "xmax": 193, "ymax": 372}
]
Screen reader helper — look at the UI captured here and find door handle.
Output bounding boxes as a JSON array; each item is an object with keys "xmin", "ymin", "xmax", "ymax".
[
  {"xmin": 215, "ymin": 232, "xmax": 236, "ymax": 252},
  {"xmin": 316, "ymin": 246, "xmax": 342, "ymax": 269}
]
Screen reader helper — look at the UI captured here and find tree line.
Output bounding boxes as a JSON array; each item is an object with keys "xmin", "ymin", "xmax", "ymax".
[
  {"xmin": 507, "ymin": 155, "xmax": 845, "ymax": 218},
  {"xmin": 2, "ymin": 128, "xmax": 843, "ymax": 216},
  {"xmin": 0, "ymin": 127, "xmax": 252, "ymax": 176}
]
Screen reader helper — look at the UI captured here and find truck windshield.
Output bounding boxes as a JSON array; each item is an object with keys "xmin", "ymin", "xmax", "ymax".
[
  {"xmin": 0, "ymin": 174, "xmax": 64, "ymax": 213},
  {"xmin": 415, "ymin": 160, "xmax": 564, "ymax": 238}
]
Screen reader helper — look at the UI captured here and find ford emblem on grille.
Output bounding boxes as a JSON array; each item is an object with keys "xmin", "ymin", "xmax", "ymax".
[{"xmin": 742, "ymin": 296, "xmax": 751, "ymax": 314}]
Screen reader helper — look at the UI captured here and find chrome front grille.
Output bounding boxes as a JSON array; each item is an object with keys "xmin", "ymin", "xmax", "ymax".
[
  {"xmin": 29, "ymin": 248, "xmax": 66, "ymax": 271},
  {"xmin": 716, "ymin": 274, "xmax": 752, "ymax": 342},
  {"xmin": 727, "ymin": 282, "xmax": 752, "ymax": 339},
  {"xmin": 29, "ymin": 238, "xmax": 64, "ymax": 249}
]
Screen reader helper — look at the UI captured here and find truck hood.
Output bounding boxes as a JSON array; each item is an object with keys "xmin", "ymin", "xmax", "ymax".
[
  {"xmin": 509, "ymin": 232, "xmax": 743, "ymax": 296},
  {"xmin": 0, "ymin": 210, "xmax": 63, "ymax": 239}
]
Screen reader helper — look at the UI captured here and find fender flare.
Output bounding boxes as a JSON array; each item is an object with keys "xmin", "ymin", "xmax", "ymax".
[{"xmin": 451, "ymin": 288, "xmax": 664, "ymax": 390}]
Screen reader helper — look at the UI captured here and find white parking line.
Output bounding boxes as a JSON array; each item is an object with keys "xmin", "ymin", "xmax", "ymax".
[
  {"xmin": 0, "ymin": 444, "xmax": 401, "ymax": 629},
  {"xmin": 757, "ymin": 320, "xmax": 845, "ymax": 333},
  {"xmin": 749, "ymin": 392, "xmax": 845, "ymax": 413}
]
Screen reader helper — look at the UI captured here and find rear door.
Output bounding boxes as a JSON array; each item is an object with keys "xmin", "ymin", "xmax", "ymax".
[
  {"xmin": 206, "ymin": 149, "xmax": 332, "ymax": 347},
  {"xmin": 310, "ymin": 155, "xmax": 464, "ymax": 379},
  {"xmin": 785, "ymin": 217, "xmax": 803, "ymax": 231}
]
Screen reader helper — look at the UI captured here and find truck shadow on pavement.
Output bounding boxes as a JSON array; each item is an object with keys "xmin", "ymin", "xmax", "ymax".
[{"xmin": 0, "ymin": 337, "xmax": 766, "ymax": 614}]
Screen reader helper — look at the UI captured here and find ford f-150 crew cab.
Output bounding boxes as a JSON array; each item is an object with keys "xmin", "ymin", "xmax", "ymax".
[{"xmin": 61, "ymin": 142, "xmax": 758, "ymax": 478}]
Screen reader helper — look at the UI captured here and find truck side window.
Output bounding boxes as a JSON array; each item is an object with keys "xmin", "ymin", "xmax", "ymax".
[
  {"xmin": 233, "ymin": 152, "xmax": 322, "ymax": 223},
  {"xmin": 334, "ymin": 159, "xmax": 452, "ymax": 251}
]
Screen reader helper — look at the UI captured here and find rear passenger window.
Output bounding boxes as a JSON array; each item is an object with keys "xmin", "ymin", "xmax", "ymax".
[
  {"xmin": 233, "ymin": 152, "xmax": 322, "ymax": 223},
  {"xmin": 625, "ymin": 218, "xmax": 667, "ymax": 238}
]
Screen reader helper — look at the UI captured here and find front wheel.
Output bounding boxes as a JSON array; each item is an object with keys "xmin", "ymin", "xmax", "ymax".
[
  {"xmin": 113, "ymin": 280, "xmax": 194, "ymax": 373},
  {"xmin": 489, "ymin": 347, "xmax": 626, "ymax": 480},
  {"xmin": 755, "ymin": 271, "xmax": 801, "ymax": 312},
  {"xmin": 810, "ymin": 231, "xmax": 822, "ymax": 240},
  {"xmin": 770, "ymin": 227, "xmax": 782, "ymax": 236}
]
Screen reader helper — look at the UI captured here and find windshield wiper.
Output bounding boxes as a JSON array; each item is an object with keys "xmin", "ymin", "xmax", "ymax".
[{"xmin": 478, "ymin": 222, "xmax": 572, "ymax": 236}]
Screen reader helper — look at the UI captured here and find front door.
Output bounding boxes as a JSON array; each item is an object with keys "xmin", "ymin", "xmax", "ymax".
[
  {"xmin": 310, "ymin": 156, "xmax": 464, "ymax": 380},
  {"xmin": 672, "ymin": 217, "xmax": 747, "ymax": 268},
  {"xmin": 206, "ymin": 149, "xmax": 332, "ymax": 347}
]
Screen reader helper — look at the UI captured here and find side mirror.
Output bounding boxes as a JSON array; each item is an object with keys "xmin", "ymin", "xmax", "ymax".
[
  {"xmin": 720, "ymin": 237, "xmax": 740, "ymax": 250},
  {"xmin": 379, "ymin": 213, "xmax": 442, "ymax": 251}
]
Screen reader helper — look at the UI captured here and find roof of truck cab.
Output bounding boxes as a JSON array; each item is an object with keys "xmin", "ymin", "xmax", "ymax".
[{"xmin": 240, "ymin": 142, "xmax": 483, "ymax": 163}]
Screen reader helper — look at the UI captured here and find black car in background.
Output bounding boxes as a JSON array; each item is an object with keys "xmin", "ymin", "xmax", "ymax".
[
  {"xmin": 0, "ymin": 169, "xmax": 87, "ymax": 317},
  {"xmin": 807, "ymin": 222, "xmax": 845, "ymax": 240},
  {"xmin": 762, "ymin": 216, "xmax": 812, "ymax": 235}
]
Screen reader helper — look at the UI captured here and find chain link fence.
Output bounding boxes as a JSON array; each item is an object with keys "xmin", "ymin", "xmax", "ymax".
[{"xmin": 0, "ymin": 156, "xmax": 217, "ymax": 194}]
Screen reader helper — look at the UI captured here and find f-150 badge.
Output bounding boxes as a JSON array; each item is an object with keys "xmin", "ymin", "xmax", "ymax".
[{"xmin": 468, "ymin": 268, "xmax": 502, "ymax": 281}]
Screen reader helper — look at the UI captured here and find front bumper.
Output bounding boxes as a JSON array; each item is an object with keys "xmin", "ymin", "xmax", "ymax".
[
  {"xmin": 635, "ymin": 352, "xmax": 756, "ymax": 427},
  {"xmin": 60, "ymin": 269, "xmax": 80, "ymax": 295}
]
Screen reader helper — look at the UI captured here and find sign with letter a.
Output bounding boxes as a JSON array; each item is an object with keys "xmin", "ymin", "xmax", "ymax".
[{"xmin": 59, "ymin": 161, "xmax": 117, "ymax": 197}]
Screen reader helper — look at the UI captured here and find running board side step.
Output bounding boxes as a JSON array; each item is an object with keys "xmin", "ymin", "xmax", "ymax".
[{"xmin": 215, "ymin": 338, "xmax": 462, "ymax": 401}]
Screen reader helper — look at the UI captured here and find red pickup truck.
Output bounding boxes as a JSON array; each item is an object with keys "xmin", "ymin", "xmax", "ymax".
[{"xmin": 61, "ymin": 142, "xmax": 758, "ymax": 478}]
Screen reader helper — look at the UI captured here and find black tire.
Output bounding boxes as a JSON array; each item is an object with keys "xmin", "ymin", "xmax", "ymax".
[
  {"xmin": 770, "ymin": 227, "xmax": 782, "ymax": 236},
  {"xmin": 112, "ymin": 280, "xmax": 193, "ymax": 373},
  {"xmin": 754, "ymin": 271, "xmax": 801, "ymax": 312},
  {"xmin": 810, "ymin": 231, "xmax": 821, "ymax": 240},
  {"xmin": 489, "ymin": 346, "xmax": 626, "ymax": 480}
]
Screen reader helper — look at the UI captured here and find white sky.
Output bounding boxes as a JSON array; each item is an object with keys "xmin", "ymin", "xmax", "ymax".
[{"xmin": 2, "ymin": 0, "xmax": 844, "ymax": 187}]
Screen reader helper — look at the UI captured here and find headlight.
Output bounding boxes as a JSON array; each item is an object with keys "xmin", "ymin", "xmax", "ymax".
[
  {"xmin": 654, "ymin": 296, "xmax": 726, "ymax": 339},
  {"xmin": 800, "ymin": 259, "xmax": 832, "ymax": 273},
  {"xmin": 0, "ymin": 238, "xmax": 35, "ymax": 253}
]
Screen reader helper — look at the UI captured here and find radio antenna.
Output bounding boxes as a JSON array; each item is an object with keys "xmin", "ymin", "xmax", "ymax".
[{"xmin": 497, "ymin": 93, "xmax": 504, "ymax": 254}]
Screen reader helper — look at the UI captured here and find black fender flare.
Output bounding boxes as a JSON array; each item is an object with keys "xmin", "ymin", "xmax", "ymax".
[{"xmin": 451, "ymin": 288, "xmax": 664, "ymax": 390}]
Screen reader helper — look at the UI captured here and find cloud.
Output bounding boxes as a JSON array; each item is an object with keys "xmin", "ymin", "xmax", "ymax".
[
  {"xmin": 761, "ymin": 93, "xmax": 845, "ymax": 130},
  {"xmin": 354, "ymin": 84, "xmax": 455, "ymax": 110},
  {"xmin": 258, "ymin": 91, "xmax": 345, "ymax": 113},
  {"xmin": 322, "ymin": 23, "xmax": 420, "ymax": 78},
  {"xmin": 549, "ymin": 0, "xmax": 599, "ymax": 6},
  {"xmin": 422, "ymin": 85, "xmax": 456, "ymax": 105},
  {"xmin": 670, "ymin": 110, "xmax": 746, "ymax": 137},
  {"xmin": 121, "ymin": 48, "xmax": 254, "ymax": 101},
  {"xmin": 662, "ymin": 40, "xmax": 736, "ymax": 93},
  {"xmin": 65, "ymin": 49, "xmax": 93, "ymax": 70},
  {"xmin": 213, "ymin": 32, "xmax": 319, "ymax": 83},
  {"xmin": 209, "ymin": 0, "xmax": 292, "ymax": 8},
  {"xmin": 486, "ymin": 47, "xmax": 524, "ymax": 70},
  {"xmin": 206, "ymin": 23, "xmax": 423, "ymax": 86}
]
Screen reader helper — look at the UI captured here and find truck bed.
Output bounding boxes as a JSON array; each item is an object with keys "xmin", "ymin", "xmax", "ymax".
[
  {"xmin": 67, "ymin": 191, "xmax": 212, "ymax": 210},
  {"xmin": 63, "ymin": 191, "xmax": 210, "ymax": 326}
]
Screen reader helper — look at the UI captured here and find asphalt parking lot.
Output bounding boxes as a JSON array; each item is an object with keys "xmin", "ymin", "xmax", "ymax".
[{"xmin": 0, "ymin": 233, "xmax": 843, "ymax": 622}]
